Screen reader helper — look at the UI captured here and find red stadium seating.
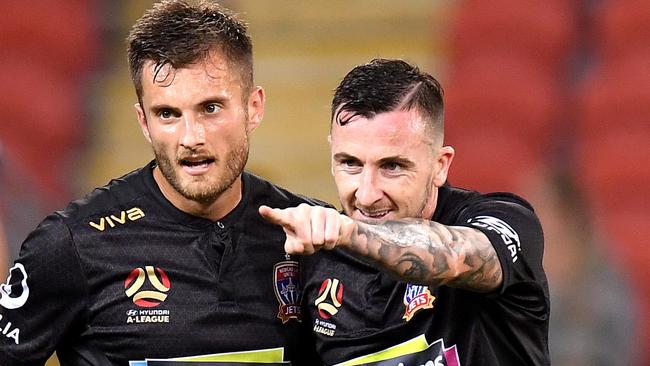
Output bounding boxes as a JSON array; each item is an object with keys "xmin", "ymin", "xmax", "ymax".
[
  {"xmin": 449, "ymin": 0, "xmax": 578, "ymax": 75},
  {"xmin": 0, "ymin": 0, "xmax": 100, "ymax": 78},
  {"xmin": 575, "ymin": 54, "xmax": 650, "ymax": 140},
  {"xmin": 573, "ymin": 26, "xmax": 650, "ymax": 361},
  {"xmin": 0, "ymin": 1, "xmax": 100, "ymax": 206},
  {"xmin": 0, "ymin": 63, "xmax": 83, "ymax": 205},
  {"xmin": 593, "ymin": 0, "xmax": 650, "ymax": 65},
  {"xmin": 444, "ymin": 55, "xmax": 562, "ymax": 194},
  {"xmin": 444, "ymin": 128, "xmax": 544, "ymax": 195},
  {"xmin": 574, "ymin": 52, "xmax": 650, "ymax": 212},
  {"xmin": 575, "ymin": 133, "xmax": 650, "ymax": 215},
  {"xmin": 446, "ymin": 55, "xmax": 561, "ymax": 148}
]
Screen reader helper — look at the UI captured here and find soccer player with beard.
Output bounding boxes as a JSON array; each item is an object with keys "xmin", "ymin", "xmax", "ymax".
[
  {"xmin": 260, "ymin": 59, "xmax": 550, "ymax": 365},
  {"xmin": 0, "ymin": 1, "xmax": 324, "ymax": 365}
]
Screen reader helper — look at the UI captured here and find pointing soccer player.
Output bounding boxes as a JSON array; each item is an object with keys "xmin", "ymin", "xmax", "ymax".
[{"xmin": 260, "ymin": 59, "xmax": 550, "ymax": 365}]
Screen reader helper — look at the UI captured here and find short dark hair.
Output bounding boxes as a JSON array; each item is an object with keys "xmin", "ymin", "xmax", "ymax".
[
  {"xmin": 127, "ymin": 0, "xmax": 253, "ymax": 101},
  {"xmin": 332, "ymin": 58, "xmax": 445, "ymax": 137}
]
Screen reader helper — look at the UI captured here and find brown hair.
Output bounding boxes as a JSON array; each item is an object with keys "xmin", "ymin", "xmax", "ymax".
[{"xmin": 127, "ymin": 0, "xmax": 253, "ymax": 102}]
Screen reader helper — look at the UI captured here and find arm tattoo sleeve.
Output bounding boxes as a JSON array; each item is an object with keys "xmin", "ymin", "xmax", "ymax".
[{"xmin": 349, "ymin": 219, "xmax": 503, "ymax": 292}]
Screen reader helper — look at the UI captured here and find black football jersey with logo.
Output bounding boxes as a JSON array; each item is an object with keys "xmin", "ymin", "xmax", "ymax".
[
  {"xmin": 303, "ymin": 184, "xmax": 550, "ymax": 365},
  {"xmin": 0, "ymin": 161, "xmax": 325, "ymax": 366}
]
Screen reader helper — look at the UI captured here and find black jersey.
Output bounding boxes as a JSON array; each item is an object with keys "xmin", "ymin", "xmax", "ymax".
[
  {"xmin": 0, "ymin": 161, "xmax": 326, "ymax": 366},
  {"xmin": 303, "ymin": 184, "xmax": 550, "ymax": 365}
]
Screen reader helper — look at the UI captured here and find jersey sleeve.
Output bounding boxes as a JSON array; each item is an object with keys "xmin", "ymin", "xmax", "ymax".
[
  {"xmin": 456, "ymin": 195, "xmax": 549, "ymax": 307},
  {"xmin": 0, "ymin": 213, "xmax": 88, "ymax": 366}
]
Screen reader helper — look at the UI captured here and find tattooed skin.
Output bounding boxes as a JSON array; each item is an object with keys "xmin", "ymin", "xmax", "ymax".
[{"xmin": 350, "ymin": 218, "xmax": 503, "ymax": 292}]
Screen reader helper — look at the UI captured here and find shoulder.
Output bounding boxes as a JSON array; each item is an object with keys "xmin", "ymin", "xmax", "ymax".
[
  {"xmin": 445, "ymin": 187, "xmax": 548, "ymax": 303},
  {"xmin": 243, "ymin": 171, "xmax": 333, "ymax": 209},
  {"xmin": 437, "ymin": 184, "xmax": 538, "ymax": 226},
  {"xmin": 56, "ymin": 165, "xmax": 152, "ymax": 226}
]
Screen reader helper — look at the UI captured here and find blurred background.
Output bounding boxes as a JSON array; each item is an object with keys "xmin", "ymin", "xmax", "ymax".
[{"xmin": 1, "ymin": 1, "xmax": 648, "ymax": 365}]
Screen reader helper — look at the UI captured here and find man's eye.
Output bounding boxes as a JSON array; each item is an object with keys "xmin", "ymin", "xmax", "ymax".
[
  {"xmin": 158, "ymin": 110, "xmax": 173, "ymax": 119},
  {"xmin": 205, "ymin": 104, "xmax": 220, "ymax": 113},
  {"xmin": 384, "ymin": 162, "xmax": 402, "ymax": 171}
]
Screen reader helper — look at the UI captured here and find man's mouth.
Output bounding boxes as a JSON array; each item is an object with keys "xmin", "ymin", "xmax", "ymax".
[
  {"xmin": 179, "ymin": 156, "xmax": 215, "ymax": 175},
  {"xmin": 356, "ymin": 208, "xmax": 390, "ymax": 220}
]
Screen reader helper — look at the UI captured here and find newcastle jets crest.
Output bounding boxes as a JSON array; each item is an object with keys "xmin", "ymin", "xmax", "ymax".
[
  {"xmin": 403, "ymin": 284, "xmax": 435, "ymax": 321},
  {"xmin": 273, "ymin": 260, "xmax": 301, "ymax": 323}
]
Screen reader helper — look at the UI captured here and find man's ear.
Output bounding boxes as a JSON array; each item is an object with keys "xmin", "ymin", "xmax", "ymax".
[
  {"xmin": 246, "ymin": 86, "xmax": 265, "ymax": 133},
  {"xmin": 433, "ymin": 145, "xmax": 455, "ymax": 187},
  {"xmin": 135, "ymin": 103, "xmax": 152, "ymax": 143}
]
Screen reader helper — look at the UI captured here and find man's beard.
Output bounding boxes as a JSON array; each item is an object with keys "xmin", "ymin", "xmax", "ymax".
[{"xmin": 155, "ymin": 140, "xmax": 249, "ymax": 205}]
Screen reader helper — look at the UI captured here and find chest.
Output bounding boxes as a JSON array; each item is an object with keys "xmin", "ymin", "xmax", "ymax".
[{"xmin": 68, "ymin": 218, "xmax": 302, "ymax": 362}]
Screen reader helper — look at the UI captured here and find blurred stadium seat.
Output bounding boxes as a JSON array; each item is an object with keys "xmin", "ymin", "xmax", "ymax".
[
  {"xmin": 444, "ymin": 55, "xmax": 562, "ymax": 195},
  {"xmin": 574, "ymin": 49, "xmax": 650, "ymax": 214},
  {"xmin": 444, "ymin": 0, "xmax": 577, "ymax": 195},
  {"xmin": 593, "ymin": 0, "xmax": 650, "ymax": 65},
  {"xmin": 0, "ymin": 1, "xmax": 100, "ymax": 77},
  {"xmin": 573, "ymin": 12, "xmax": 650, "ymax": 361},
  {"xmin": 574, "ymin": 133, "xmax": 650, "ymax": 214},
  {"xmin": 575, "ymin": 54, "xmax": 650, "ymax": 140},
  {"xmin": 447, "ymin": 0, "xmax": 648, "ymax": 363},
  {"xmin": 449, "ymin": 0, "xmax": 578, "ymax": 75},
  {"xmin": 597, "ymin": 212, "xmax": 650, "ymax": 358},
  {"xmin": 0, "ymin": 1, "xmax": 101, "ymax": 207},
  {"xmin": 0, "ymin": 63, "xmax": 83, "ymax": 205}
]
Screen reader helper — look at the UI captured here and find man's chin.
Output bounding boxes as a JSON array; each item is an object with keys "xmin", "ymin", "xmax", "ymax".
[
  {"xmin": 181, "ymin": 189, "xmax": 220, "ymax": 205},
  {"xmin": 175, "ymin": 180, "xmax": 220, "ymax": 203}
]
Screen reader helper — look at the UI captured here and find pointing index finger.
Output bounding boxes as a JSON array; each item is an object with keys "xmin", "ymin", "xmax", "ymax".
[{"xmin": 259, "ymin": 205, "xmax": 289, "ymax": 227}]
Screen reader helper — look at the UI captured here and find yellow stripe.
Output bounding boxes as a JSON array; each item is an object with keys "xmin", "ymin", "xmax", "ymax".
[
  {"xmin": 334, "ymin": 335, "xmax": 430, "ymax": 366},
  {"xmin": 146, "ymin": 266, "xmax": 170, "ymax": 292},
  {"xmin": 133, "ymin": 290, "xmax": 167, "ymax": 303},
  {"xmin": 317, "ymin": 302, "xmax": 339, "ymax": 316},
  {"xmin": 314, "ymin": 279, "xmax": 331, "ymax": 305},
  {"xmin": 168, "ymin": 347, "xmax": 285, "ymax": 362},
  {"xmin": 125, "ymin": 268, "xmax": 145, "ymax": 298},
  {"xmin": 330, "ymin": 278, "xmax": 341, "ymax": 307}
]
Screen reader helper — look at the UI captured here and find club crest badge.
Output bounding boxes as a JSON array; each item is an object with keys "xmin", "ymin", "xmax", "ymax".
[
  {"xmin": 273, "ymin": 260, "xmax": 301, "ymax": 323},
  {"xmin": 403, "ymin": 284, "xmax": 435, "ymax": 321}
]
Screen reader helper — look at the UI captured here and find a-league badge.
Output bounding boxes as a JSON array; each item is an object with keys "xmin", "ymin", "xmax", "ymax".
[
  {"xmin": 403, "ymin": 284, "xmax": 435, "ymax": 321},
  {"xmin": 273, "ymin": 260, "xmax": 301, "ymax": 323}
]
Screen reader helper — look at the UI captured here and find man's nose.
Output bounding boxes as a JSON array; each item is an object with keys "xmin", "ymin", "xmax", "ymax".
[
  {"xmin": 180, "ymin": 115, "xmax": 206, "ymax": 148},
  {"xmin": 355, "ymin": 169, "xmax": 383, "ymax": 206}
]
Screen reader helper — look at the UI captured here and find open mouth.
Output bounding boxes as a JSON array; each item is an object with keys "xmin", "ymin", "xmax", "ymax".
[
  {"xmin": 180, "ymin": 158, "xmax": 215, "ymax": 168},
  {"xmin": 179, "ymin": 156, "xmax": 215, "ymax": 175}
]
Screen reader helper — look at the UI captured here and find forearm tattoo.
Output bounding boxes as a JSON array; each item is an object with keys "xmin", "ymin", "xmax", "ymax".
[{"xmin": 350, "ymin": 219, "xmax": 503, "ymax": 292}]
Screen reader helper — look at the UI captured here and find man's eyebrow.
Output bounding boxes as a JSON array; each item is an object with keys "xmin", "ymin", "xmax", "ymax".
[
  {"xmin": 148, "ymin": 96, "xmax": 228, "ymax": 111},
  {"xmin": 378, "ymin": 156, "xmax": 415, "ymax": 168},
  {"xmin": 149, "ymin": 103, "xmax": 179, "ymax": 114},
  {"xmin": 198, "ymin": 96, "xmax": 228, "ymax": 105},
  {"xmin": 333, "ymin": 153, "xmax": 358, "ymax": 161}
]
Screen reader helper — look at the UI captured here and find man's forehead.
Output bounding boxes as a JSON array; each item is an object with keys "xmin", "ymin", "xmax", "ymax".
[
  {"xmin": 331, "ymin": 109, "xmax": 432, "ymax": 141},
  {"xmin": 141, "ymin": 56, "xmax": 231, "ymax": 85}
]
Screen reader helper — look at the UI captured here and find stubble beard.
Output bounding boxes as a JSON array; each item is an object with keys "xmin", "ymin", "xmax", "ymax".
[{"xmin": 155, "ymin": 138, "xmax": 249, "ymax": 205}]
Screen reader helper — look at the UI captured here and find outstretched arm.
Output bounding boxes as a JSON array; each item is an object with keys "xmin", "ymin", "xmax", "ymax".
[
  {"xmin": 259, "ymin": 204, "xmax": 502, "ymax": 293},
  {"xmin": 352, "ymin": 218, "xmax": 502, "ymax": 292}
]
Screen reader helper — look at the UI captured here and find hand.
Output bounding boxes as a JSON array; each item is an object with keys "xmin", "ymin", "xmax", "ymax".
[{"xmin": 259, "ymin": 203, "xmax": 355, "ymax": 255}]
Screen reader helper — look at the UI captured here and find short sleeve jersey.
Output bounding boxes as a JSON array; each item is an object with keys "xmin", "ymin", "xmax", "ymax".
[
  {"xmin": 0, "ymin": 161, "xmax": 326, "ymax": 366},
  {"xmin": 302, "ymin": 184, "xmax": 550, "ymax": 365}
]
